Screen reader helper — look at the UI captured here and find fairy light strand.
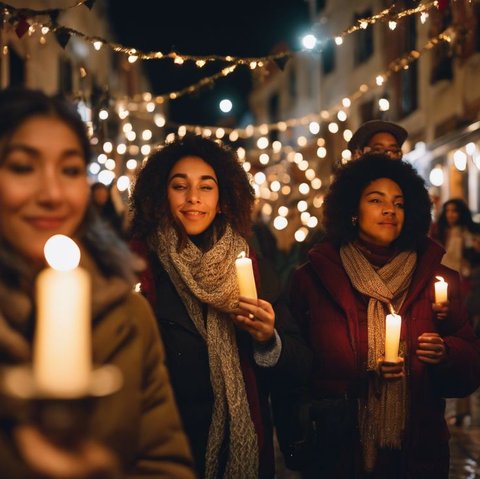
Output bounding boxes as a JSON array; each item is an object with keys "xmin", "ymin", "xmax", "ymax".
[
  {"xmin": 160, "ymin": 27, "xmax": 454, "ymax": 135},
  {"xmin": 0, "ymin": 1, "xmax": 440, "ymax": 68}
]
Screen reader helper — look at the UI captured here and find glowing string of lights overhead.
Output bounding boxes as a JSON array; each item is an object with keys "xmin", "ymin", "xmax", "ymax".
[
  {"xmin": 159, "ymin": 27, "xmax": 455, "ymax": 138},
  {"xmin": 0, "ymin": 0, "xmax": 439, "ymax": 69}
]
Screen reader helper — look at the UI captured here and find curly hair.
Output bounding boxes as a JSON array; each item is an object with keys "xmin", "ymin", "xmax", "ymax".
[
  {"xmin": 435, "ymin": 198, "xmax": 474, "ymax": 244},
  {"xmin": 323, "ymin": 153, "xmax": 432, "ymax": 250},
  {"xmin": 129, "ymin": 134, "xmax": 255, "ymax": 247}
]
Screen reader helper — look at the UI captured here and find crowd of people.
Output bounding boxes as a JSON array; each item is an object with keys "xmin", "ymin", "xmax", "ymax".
[{"xmin": 1, "ymin": 87, "xmax": 479, "ymax": 479}]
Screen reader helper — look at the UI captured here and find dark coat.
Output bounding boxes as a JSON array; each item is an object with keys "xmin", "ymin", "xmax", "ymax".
[
  {"xmin": 131, "ymin": 239, "xmax": 311, "ymax": 479},
  {"xmin": 289, "ymin": 238, "xmax": 480, "ymax": 479}
]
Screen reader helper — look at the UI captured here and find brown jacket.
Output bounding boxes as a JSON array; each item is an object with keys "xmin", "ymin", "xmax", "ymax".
[
  {"xmin": 0, "ymin": 261, "xmax": 195, "ymax": 478},
  {"xmin": 90, "ymin": 291, "xmax": 195, "ymax": 478}
]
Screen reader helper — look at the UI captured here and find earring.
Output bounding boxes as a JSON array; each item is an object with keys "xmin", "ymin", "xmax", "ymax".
[{"xmin": 351, "ymin": 216, "xmax": 358, "ymax": 226}]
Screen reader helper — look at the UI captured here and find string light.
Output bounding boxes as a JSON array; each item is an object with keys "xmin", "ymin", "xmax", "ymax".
[
  {"xmin": 161, "ymin": 27, "xmax": 453, "ymax": 138},
  {"xmin": 0, "ymin": 0, "xmax": 440, "ymax": 73}
]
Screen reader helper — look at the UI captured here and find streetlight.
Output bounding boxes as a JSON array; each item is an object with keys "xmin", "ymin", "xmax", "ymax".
[
  {"xmin": 302, "ymin": 33, "xmax": 317, "ymax": 50},
  {"xmin": 219, "ymin": 98, "xmax": 233, "ymax": 113}
]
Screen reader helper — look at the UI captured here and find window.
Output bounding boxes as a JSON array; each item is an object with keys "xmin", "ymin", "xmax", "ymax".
[
  {"xmin": 430, "ymin": 6, "xmax": 453, "ymax": 83},
  {"xmin": 289, "ymin": 67, "xmax": 297, "ymax": 98},
  {"xmin": 353, "ymin": 9, "xmax": 374, "ymax": 65},
  {"xmin": 321, "ymin": 39, "xmax": 335, "ymax": 75},
  {"xmin": 8, "ymin": 46, "xmax": 25, "ymax": 86},
  {"xmin": 360, "ymin": 99, "xmax": 375, "ymax": 123},
  {"xmin": 399, "ymin": 15, "xmax": 418, "ymax": 117},
  {"xmin": 58, "ymin": 57, "xmax": 73, "ymax": 95},
  {"xmin": 268, "ymin": 94, "xmax": 279, "ymax": 142}
]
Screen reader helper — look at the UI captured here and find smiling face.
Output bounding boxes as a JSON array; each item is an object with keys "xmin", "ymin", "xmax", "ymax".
[
  {"xmin": 357, "ymin": 177, "xmax": 405, "ymax": 247},
  {"xmin": 0, "ymin": 116, "xmax": 89, "ymax": 263},
  {"xmin": 167, "ymin": 155, "xmax": 220, "ymax": 236}
]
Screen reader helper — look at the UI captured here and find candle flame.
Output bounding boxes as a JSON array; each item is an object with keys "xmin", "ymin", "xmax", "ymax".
[
  {"xmin": 435, "ymin": 276, "xmax": 445, "ymax": 283},
  {"xmin": 387, "ymin": 302, "xmax": 396, "ymax": 315},
  {"xmin": 44, "ymin": 235, "xmax": 81, "ymax": 271},
  {"xmin": 237, "ymin": 251, "xmax": 246, "ymax": 259}
]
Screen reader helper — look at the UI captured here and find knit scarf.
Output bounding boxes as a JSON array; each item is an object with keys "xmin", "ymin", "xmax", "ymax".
[
  {"xmin": 340, "ymin": 242, "xmax": 417, "ymax": 472},
  {"xmin": 151, "ymin": 225, "xmax": 259, "ymax": 479}
]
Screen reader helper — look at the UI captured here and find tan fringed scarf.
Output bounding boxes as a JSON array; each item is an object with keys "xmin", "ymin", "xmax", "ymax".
[
  {"xmin": 151, "ymin": 225, "xmax": 259, "ymax": 479},
  {"xmin": 340, "ymin": 242, "xmax": 417, "ymax": 472}
]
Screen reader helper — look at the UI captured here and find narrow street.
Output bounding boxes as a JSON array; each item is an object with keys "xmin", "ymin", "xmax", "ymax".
[{"xmin": 450, "ymin": 425, "xmax": 480, "ymax": 478}]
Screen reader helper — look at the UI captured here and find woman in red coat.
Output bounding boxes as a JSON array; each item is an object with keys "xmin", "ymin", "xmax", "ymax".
[{"xmin": 290, "ymin": 153, "xmax": 480, "ymax": 478}]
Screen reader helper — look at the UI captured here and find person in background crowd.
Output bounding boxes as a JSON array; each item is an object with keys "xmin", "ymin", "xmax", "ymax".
[
  {"xmin": 348, "ymin": 120, "xmax": 408, "ymax": 160},
  {"xmin": 430, "ymin": 198, "xmax": 475, "ymax": 280},
  {"xmin": 0, "ymin": 87, "xmax": 195, "ymax": 479},
  {"xmin": 90, "ymin": 182, "xmax": 126, "ymax": 237},
  {"xmin": 287, "ymin": 154, "xmax": 480, "ymax": 478},
  {"xmin": 430, "ymin": 198, "xmax": 480, "ymax": 426},
  {"xmin": 465, "ymin": 223, "xmax": 480, "ymax": 336},
  {"xmin": 128, "ymin": 134, "xmax": 310, "ymax": 479}
]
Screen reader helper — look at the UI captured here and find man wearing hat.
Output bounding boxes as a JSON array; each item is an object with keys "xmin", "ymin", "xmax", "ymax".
[{"xmin": 348, "ymin": 119, "xmax": 408, "ymax": 160}]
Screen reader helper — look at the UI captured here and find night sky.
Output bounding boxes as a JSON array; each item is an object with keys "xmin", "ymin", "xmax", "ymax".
[{"xmin": 107, "ymin": 0, "xmax": 310, "ymax": 126}]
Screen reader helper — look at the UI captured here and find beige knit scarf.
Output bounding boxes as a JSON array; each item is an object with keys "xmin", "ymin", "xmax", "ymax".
[
  {"xmin": 152, "ymin": 225, "xmax": 259, "ymax": 479},
  {"xmin": 340, "ymin": 242, "xmax": 417, "ymax": 472}
]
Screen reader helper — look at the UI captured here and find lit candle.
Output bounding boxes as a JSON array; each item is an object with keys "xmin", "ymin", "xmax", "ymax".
[
  {"xmin": 34, "ymin": 235, "xmax": 91, "ymax": 398},
  {"xmin": 385, "ymin": 313, "xmax": 402, "ymax": 363},
  {"xmin": 434, "ymin": 276, "xmax": 448, "ymax": 304},
  {"xmin": 235, "ymin": 251, "xmax": 257, "ymax": 299}
]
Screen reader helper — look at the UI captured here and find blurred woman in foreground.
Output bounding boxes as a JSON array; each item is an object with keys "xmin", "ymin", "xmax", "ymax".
[{"xmin": 0, "ymin": 87, "xmax": 194, "ymax": 478}]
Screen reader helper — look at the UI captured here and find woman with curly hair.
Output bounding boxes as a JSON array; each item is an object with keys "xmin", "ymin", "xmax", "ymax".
[
  {"xmin": 289, "ymin": 153, "xmax": 480, "ymax": 478},
  {"xmin": 129, "ymin": 134, "xmax": 309, "ymax": 479}
]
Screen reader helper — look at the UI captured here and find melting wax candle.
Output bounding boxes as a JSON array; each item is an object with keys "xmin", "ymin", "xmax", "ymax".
[
  {"xmin": 34, "ymin": 235, "xmax": 91, "ymax": 397},
  {"xmin": 235, "ymin": 251, "xmax": 257, "ymax": 299},
  {"xmin": 385, "ymin": 313, "xmax": 402, "ymax": 363},
  {"xmin": 434, "ymin": 276, "xmax": 448, "ymax": 304}
]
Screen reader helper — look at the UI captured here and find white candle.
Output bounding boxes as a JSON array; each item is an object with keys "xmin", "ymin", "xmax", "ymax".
[
  {"xmin": 33, "ymin": 235, "xmax": 91, "ymax": 398},
  {"xmin": 434, "ymin": 276, "xmax": 448, "ymax": 304},
  {"xmin": 235, "ymin": 251, "xmax": 257, "ymax": 299},
  {"xmin": 385, "ymin": 313, "xmax": 402, "ymax": 363}
]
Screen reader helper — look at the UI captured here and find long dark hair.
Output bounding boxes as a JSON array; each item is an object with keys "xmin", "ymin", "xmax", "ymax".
[{"xmin": 435, "ymin": 198, "xmax": 474, "ymax": 245}]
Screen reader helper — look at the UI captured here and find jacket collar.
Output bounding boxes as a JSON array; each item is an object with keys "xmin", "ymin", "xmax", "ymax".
[{"xmin": 307, "ymin": 238, "xmax": 445, "ymax": 315}]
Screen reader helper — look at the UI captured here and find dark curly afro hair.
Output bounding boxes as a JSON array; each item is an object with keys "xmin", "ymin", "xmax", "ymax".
[
  {"xmin": 129, "ymin": 134, "xmax": 255, "ymax": 248},
  {"xmin": 323, "ymin": 153, "xmax": 432, "ymax": 250}
]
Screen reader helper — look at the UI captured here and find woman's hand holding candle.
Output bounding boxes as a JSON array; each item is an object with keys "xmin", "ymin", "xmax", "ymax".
[
  {"xmin": 232, "ymin": 297, "xmax": 275, "ymax": 344},
  {"xmin": 432, "ymin": 302, "xmax": 449, "ymax": 321},
  {"xmin": 416, "ymin": 332, "xmax": 446, "ymax": 364},
  {"xmin": 378, "ymin": 357, "xmax": 405, "ymax": 381},
  {"xmin": 14, "ymin": 424, "xmax": 120, "ymax": 479}
]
